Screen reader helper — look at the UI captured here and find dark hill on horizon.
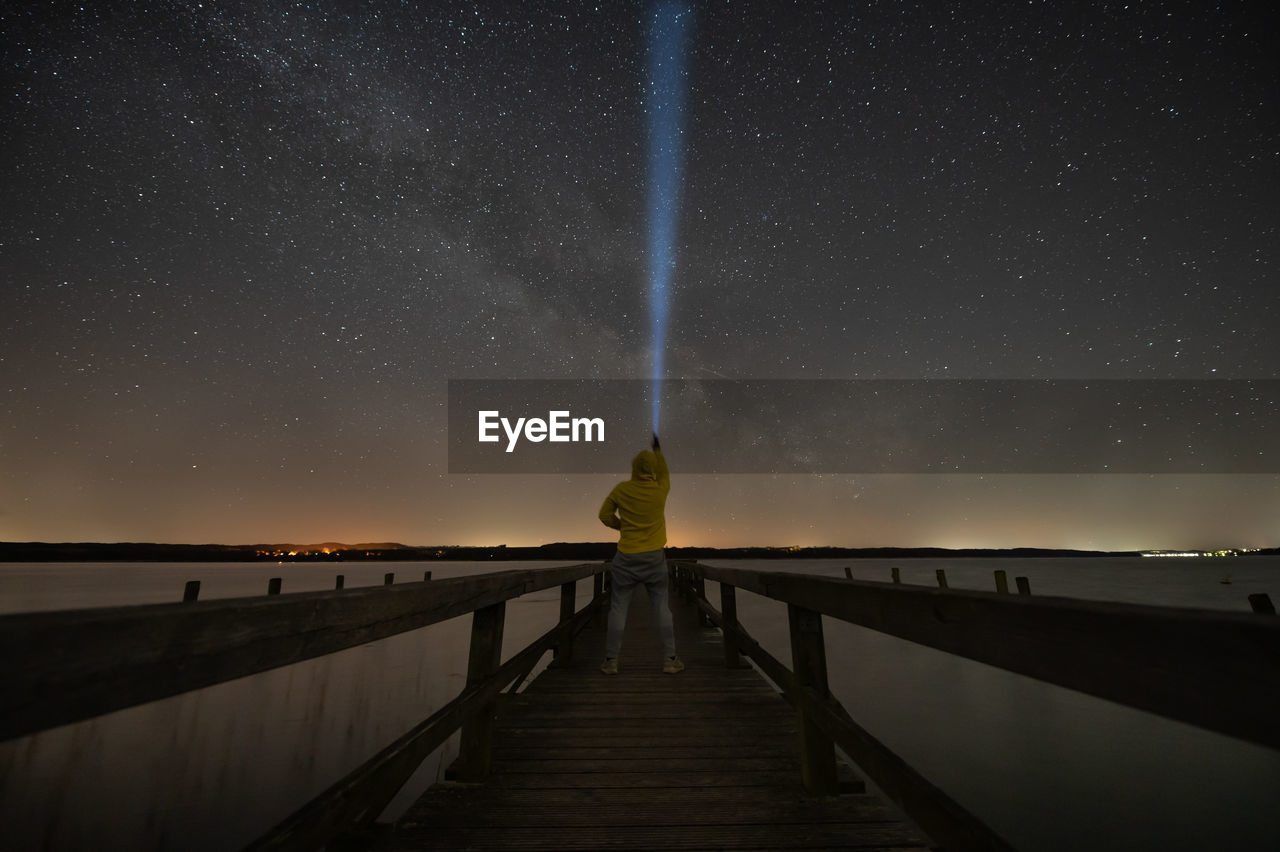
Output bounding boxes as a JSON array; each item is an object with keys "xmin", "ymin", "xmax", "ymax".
[{"xmin": 6, "ymin": 539, "xmax": 1255, "ymax": 562}]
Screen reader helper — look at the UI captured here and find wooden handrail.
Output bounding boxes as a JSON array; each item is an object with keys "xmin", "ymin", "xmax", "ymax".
[
  {"xmin": 673, "ymin": 559, "xmax": 1280, "ymax": 851},
  {"xmin": 689, "ymin": 562, "xmax": 1280, "ymax": 750},
  {"xmin": 0, "ymin": 563, "xmax": 603, "ymax": 742},
  {"xmin": 246, "ymin": 594, "xmax": 604, "ymax": 851},
  {"xmin": 685, "ymin": 580, "xmax": 1015, "ymax": 851}
]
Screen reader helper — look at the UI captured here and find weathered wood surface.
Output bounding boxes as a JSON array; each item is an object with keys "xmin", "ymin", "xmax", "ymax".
[
  {"xmin": 360, "ymin": 586, "xmax": 930, "ymax": 851},
  {"xmin": 691, "ymin": 581, "xmax": 1014, "ymax": 851},
  {"xmin": 696, "ymin": 563, "xmax": 1280, "ymax": 750},
  {"xmin": 248, "ymin": 596, "xmax": 603, "ymax": 851},
  {"xmin": 0, "ymin": 563, "xmax": 602, "ymax": 742}
]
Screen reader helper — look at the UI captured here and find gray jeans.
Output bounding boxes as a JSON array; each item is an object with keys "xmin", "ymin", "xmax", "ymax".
[{"xmin": 605, "ymin": 549, "xmax": 676, "ymax": 659}]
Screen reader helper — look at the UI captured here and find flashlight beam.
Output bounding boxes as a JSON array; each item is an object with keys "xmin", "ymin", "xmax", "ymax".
[{"xmin": 645, "ymin": 3, "xmax": 692, "ymax": 433}]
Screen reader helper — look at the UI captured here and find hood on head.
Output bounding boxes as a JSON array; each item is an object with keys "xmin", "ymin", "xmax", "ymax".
[{"xmin": 630, "ymin": 450, "xmax": 657, "ymax": 481}]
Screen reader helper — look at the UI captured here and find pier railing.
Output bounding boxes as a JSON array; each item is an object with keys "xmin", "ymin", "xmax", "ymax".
[
  {"xmin": 0, "ymin": 563, "xmax": 607, "ymax": 850},
  {"xmin": 671, "ymin": 560, "xmax": 1280, "ymax": 852},
  {"xmin": 9, "ymin": 559, "xmax": 1277, "ymax": 852}
]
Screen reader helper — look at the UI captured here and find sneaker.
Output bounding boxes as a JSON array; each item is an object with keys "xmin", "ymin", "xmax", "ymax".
[
  {"xmin": 662, "ymin": 656, "xmax": 685, "ymax": 674},
  {"xmin": 600, "ymin": 658, "xmax": 618, "ymax": 675}
]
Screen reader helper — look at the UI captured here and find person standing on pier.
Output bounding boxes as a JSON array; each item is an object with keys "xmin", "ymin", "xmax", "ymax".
[{"xmin": 597, "ymin": 433, "xmax": 683, "ymax": 675}]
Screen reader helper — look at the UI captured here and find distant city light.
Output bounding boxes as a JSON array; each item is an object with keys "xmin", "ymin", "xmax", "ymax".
[{"xmin": 1141, "ymin": 548, "xmax": 1257, "ymax": 557}]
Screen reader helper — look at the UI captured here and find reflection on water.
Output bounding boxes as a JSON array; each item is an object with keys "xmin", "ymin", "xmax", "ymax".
[{"xmin": 1, "ymin": 558, "xmax": 1278, "ymax": 851}]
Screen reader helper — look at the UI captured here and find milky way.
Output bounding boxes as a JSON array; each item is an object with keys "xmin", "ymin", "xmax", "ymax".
[{"xmin": 2, "ymin": 1, "xmax": 1276, "ymax": 548}]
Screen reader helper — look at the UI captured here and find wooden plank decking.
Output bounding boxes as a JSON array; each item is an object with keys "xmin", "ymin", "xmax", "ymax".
[{"xmin": 361, "ymin": 585, "xmax": 932, "ymax": 851}]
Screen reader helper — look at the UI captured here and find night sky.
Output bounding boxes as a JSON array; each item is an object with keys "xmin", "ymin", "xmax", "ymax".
[{"xmin": 3, "ymin": 1, "xmax": 1277, "ymax": 550}]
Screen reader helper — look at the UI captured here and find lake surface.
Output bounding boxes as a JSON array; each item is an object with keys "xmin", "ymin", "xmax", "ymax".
[{"xmin": 1, "ymin": 557, "xmax": 1277, "ymax": 851}]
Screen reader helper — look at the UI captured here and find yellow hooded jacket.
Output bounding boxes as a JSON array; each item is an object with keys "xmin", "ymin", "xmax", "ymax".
[{"xmin": 598, "ymin": 449, "xmax": 670, "ymax": 553}]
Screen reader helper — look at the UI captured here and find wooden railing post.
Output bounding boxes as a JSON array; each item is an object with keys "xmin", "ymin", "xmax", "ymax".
[
  {"xmin": 787, "ymin": 604, "xmax": 838, "ymax": 795},
  {"xmin": 994, "ymin": 569, "xmax": 1009, "ymax": 594},
  {"xmin": 695, "ymin": 574, "xmax": 710, "ymax": 626},
  {"xmin": 721, "ymin": 583, "xmax": 742, "ymax": 668},
  {"xmin": 555, "ymin": 580, "xmax": 576, "ymax": 662},
  {"xmin": 454, "ymin": 601, "xmax": 506, "ymax": 781},
  {"xmin": 182, "ymin": 580, "xmax": 200, "ymax": 603},
  {"xmin": 593, "ymin": 570, "xmax": 605, "ymax": 627}
]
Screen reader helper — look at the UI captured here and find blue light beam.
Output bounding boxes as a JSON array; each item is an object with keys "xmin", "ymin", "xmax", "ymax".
[{"xmin": 645, "ymin": 3, "xmax": 692, "ymax": 434}]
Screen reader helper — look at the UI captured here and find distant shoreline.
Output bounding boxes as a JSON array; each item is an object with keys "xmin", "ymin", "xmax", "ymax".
[{"xmin": 3, "ymin": 540, "xmax": 1273, "ymax": 562}]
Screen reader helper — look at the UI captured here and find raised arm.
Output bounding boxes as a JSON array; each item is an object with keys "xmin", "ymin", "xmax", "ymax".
[{"xmin": 653, "ymin": 435, "xmax": 669, "ymax": 489}]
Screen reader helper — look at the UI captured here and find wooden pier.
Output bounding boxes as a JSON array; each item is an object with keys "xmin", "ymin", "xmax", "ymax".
[
  {"xmin": 4, "ymin": 560, "xmax": 1278, "ymax": 851},
  {"xmin": 362, "ymin": 584, "xmax": 930, "ymax": 851}
]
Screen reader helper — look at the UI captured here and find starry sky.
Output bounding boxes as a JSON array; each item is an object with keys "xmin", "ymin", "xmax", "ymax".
[{"xmin": 2, "ymin": 0, "xmax": 1277, "ymax": 550}]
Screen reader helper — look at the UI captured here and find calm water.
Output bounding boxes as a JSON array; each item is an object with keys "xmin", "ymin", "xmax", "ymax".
[{"xmin": 1, "ymin": 557, "xmax": 1278, "ymax": 851}]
